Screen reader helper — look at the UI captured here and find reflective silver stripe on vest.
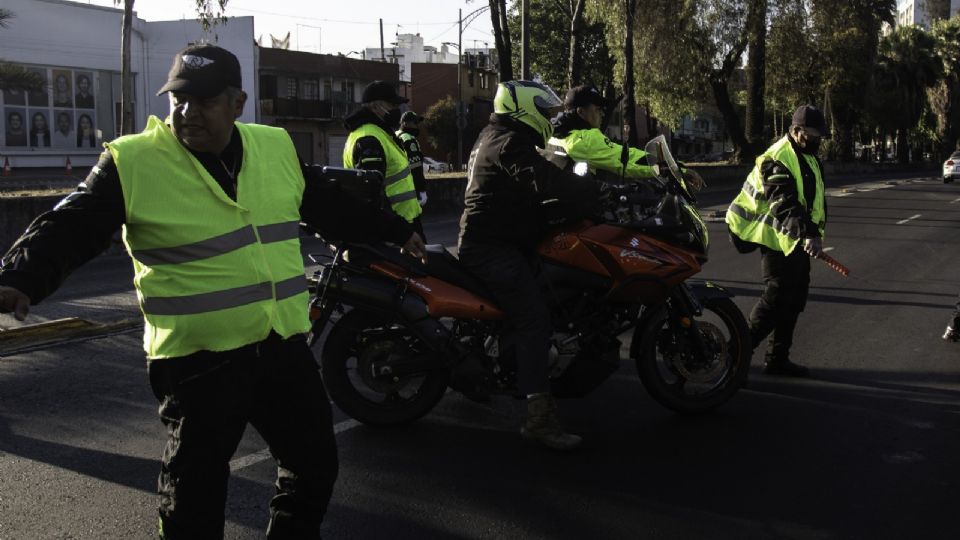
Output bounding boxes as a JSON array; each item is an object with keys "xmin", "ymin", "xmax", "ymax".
[
  {"xmin": 257, "ymin": 221, "xmax": 301, "ymax": 244},
  {"xmin": 275, "ymin": 274, "xmax": 308, "ymax": 301},
  {"xmin": 133, "ymin": 225, "xmax": 257, "ymax": 266},
  {"xmin": 741, "ymin": 180, "xmax": 760, "ymax": 200},
  {"xmin": 388, "ymin": 190, "xmax": 419, "ymax": 204},
  {"xmin": 410, "ymin": 161, "xmax": 423, "ymax": 169},
  {"xmin": 728, "ymin": 203, "xmax": 794, "ymax": 236},
  {"xmin": 142, "ymin": 281, "xmax": 272, "ymax": 315},
  {"xmin": 384, "ymin": 166, "xmax": 412, "ymax": 186}
]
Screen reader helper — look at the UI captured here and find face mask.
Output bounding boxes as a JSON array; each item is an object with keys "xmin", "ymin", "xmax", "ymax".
[
  {"xmin": 406, "ymin": 127, "xmax": 420, "ymax": 136},
  {"xmin": 383, "ymin": 109, "xmax": 402, "ymax": 129},
  {"xmin": 801, "ymin": 138, "xmax": 821, "ymax": 155}
]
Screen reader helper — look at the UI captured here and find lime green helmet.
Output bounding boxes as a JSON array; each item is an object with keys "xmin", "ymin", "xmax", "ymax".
[{"xmin": 493, "ymin": 80, "xmax": 563, "ymax": 146}]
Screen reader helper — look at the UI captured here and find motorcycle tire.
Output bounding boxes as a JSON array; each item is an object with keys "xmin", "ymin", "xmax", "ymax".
[
  {"xmin": 320, "ymin": 308, "xmax": 450, "ymax": 426},
  {"xmin": 634, "ymin": 296, "xmax": 750, "ymax": 414}
]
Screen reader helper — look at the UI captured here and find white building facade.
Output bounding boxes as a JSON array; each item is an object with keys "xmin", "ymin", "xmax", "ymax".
[
  {"xmin": 896, "ymin": 0, "xmax": 960, "ymax": 27},
  {"xmin": 0, "ymin": 0, "xmax": 256, "ymax": 168},
  {"xmin": 364, "ymin": 33, "xmax": 457, "ymax": 82}
]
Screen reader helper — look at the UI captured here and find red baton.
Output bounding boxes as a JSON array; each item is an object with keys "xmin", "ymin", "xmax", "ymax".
[{"xmin": 817, "ymin": 252, "xmax": 850, "ymax": 277}]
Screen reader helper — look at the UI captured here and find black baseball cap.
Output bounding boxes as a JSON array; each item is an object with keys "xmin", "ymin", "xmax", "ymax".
[
  {"xmin": 791, "ymin": 105, "xmax": 829, "ymax": 138},
  {"xmin": 156, "ymin": 44, "xmax": 242, "ymax": 98},
  {"xmin": 400, "ymin": 110, "xmax": 422, "ymax": 124},
  {"xmin": 361, "ymin": 80, "xmax": 408, "ymax": 105},
  {"xmin": 564, "ymin": 85, "xmax": 609, "ymax": 109}
]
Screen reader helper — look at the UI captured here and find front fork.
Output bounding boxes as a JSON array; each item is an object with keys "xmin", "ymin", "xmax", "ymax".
[{"xmin": 666, "ymin": 284, "xmax": 713, "ymax": 360}]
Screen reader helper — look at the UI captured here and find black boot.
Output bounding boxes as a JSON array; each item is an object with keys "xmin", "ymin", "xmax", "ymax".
[{"xmin": 763, "ymin": 357, "xmax": 809, "ymax": 377}]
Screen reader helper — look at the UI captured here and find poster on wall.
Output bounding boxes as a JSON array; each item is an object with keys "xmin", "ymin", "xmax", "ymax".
[{"xmin": 1, "ymin": 64, "xmax": 104, "ymax": 150}]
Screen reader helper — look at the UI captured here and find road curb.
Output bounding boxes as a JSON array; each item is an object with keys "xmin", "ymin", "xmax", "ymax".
[{"xmin": 0, "ymin": 317, "xmax": 141, "ymax": 357}]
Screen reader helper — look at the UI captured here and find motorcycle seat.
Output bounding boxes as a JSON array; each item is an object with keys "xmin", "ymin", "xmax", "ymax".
[{"xmin": 342, "ymin": 242, "xmax": 496, "ymax": 300}]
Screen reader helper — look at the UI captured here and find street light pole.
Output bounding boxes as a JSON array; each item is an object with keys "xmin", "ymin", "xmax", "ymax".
[
  {"xmin": 521, "ymin": 0, "xmax": 530, "ymax": 79},
  {"xmin": 457, "ymin": 8, "xmax": 463, "ymax": 172}
]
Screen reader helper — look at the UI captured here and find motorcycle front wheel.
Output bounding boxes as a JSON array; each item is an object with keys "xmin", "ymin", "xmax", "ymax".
[
  {"xmin": 320, "ymin": 308, "xmax": 450, "ymax": 426},
  {"xmin": 634, "ymin": 296, "xmax": 750, "ymax": 414}
]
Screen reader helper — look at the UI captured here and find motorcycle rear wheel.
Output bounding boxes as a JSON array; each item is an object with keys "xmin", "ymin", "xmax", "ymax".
[
  {"xmin": 321, "ymin": 308, "xmax": 450, "ymax": 426},
  {"xmin": 635, "ymin": 297, "xmax": 750, "ymax": 414}
]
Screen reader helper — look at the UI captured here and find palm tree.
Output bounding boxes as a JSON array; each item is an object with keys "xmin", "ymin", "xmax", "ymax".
[
  {"xmin": 873, "ymin": 26, "xmax": 941, "ymax": 163},
  {"xmin": 0, "ymin": 9, "xmax": 45, "ymax": 93}
]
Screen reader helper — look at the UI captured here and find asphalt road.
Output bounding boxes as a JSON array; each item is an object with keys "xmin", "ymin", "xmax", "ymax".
[{"xmin": 0, "ymin": 174, "xmax": 958, "ymax": 539}]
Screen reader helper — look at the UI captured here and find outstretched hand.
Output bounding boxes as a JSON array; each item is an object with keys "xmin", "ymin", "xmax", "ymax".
[
  {"xmin": 401, "ymin": 232, "xmax": 428, "ymax": 264},
  {"xmin": 803, "ymin": 237, "xmax": 824, "ymax": 258},
  {"xmin": 0, "ymin": 286, "xmax": 31, "ymax": 321}
]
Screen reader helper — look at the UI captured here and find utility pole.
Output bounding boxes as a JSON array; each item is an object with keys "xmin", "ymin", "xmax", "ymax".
[
  {"xmin": 457, "ymin": 8, "xmax": 463, "ymax": 171},
  {"xmin": 521, "ymin": 0, "xmax": 530, "ymax": 79},
  {"xmin": 380, "ymin": 18, "xmax": 386, "ymax": 61}
]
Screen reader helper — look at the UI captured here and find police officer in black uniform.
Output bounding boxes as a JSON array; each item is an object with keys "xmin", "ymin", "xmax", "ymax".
[{"xmin": 396, "ymin": 110, "xmax": 428, "ymax": 240}]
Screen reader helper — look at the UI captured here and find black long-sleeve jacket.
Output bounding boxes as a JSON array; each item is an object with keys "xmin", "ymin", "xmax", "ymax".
[
  {"xmin": 0, "ymin": 127, "xmax": 413, "ymax": 304},
  {"xmin": 458, "ymin": 114, "xmax": 600, "ymax": 249},
  {"xmin": 762, "ymin": 137, "xmax": 827, "ymax": 241}
]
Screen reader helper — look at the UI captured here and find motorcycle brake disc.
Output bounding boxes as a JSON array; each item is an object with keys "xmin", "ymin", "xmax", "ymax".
[{"xmin": 357, "ymin": 339, "xmax": 416, "ymax": 394}]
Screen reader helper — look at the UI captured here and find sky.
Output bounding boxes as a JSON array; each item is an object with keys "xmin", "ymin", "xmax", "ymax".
[{"xmin": 81, "ymin": 0, "xmax": 497, "ymax": 56}]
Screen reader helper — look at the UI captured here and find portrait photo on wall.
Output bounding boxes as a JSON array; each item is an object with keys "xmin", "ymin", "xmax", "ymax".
[
  {"xmin": 76, "ymin": 113, "xmax": 97, "ymax": 148},
  {"xmin": 52, "ymin": 69, "xmax": 73, "ymax": 108},
  {"xmin": 27, "ymin": 67, "xmax": 49, "ymax": 107},
  {"xmin": 74, "ymin": 72, "xmax": 95, "ymax": 109},
  {"xmin": 4, "ymin": 107, "xmax": 28, "ymax": 147},
  {"xmin": 52, "ymin": 109, "xmax": 75, "ymax": 148},
  {"xmin": 28, "ymin": 109, "xmax": 51, "ymax": 148}
]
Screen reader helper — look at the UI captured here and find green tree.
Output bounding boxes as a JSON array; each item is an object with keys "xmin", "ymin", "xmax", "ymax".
[
  {"xmin": 765, "ymin": 0, "xmax": 820, "ymax": 137},
  {"xmin": 425, "ymin": 96, "xmax": 459, "ymax": 160},
  {"xmin": 871, "ymin": 25, "xmax": 941, "ymax": 163},
  {"xmin": 506, "ymin": 0, "xmax": 614, "ymax": 92},
  {"xmin": 929, "ymin": 15, "xmax": 960, "ymax": 157},
  {"xmin": 811, "ymin": 0, "xmax": 895, "ymax": 160},
  {"xmin": 743, "ymin": 0, "xmax": 767, "ymax": 157},
  {"xmin": 0, "ymin": 9, "xmax": 44, "ymax": 93}
]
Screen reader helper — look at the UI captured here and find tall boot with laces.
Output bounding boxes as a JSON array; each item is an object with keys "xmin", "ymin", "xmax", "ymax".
[{"xmin": 521, "ymin": 394, "xmax": 582, "ymax": 450}]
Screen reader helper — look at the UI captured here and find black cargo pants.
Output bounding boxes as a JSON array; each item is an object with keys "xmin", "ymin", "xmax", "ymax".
[
  {"xmin": 458, "ymin": 242, "xmax": 553, "ymax": 395},
  {"xmin": 148, "ymin": 332, "xmax": 337, "ymax": 539},
  {"xmin": 748, "ymin": 245, "xmax": 811, "ymax": 362}
]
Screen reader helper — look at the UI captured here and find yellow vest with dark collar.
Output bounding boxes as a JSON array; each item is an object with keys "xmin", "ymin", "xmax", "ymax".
[
  {"xmin": 726, "ymin": 135, "xmax": 825, "ymax": 255},
  {"xmin": 107, "ymin": 116, "xmax": 310, "ymax": 359},
  {"xmin": 344, "ymin": 123, "xmax": 422, "ymax": 222}
]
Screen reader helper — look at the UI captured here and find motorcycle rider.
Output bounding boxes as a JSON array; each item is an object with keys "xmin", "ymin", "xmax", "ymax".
[
  {"xmin": 457, "ymin": 80, "xmax": 600, "ymax": 450},
  {"xmin": 726, "ymin": 104, "xmax": 829, "ymax": 377},
  {"xmin": 546, "ymin": 84, "xmax": 704, "ymax": 191}
]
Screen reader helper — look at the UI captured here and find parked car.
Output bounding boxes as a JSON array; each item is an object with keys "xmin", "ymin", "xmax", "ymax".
[
  {"xmin": 943, "ymin": 151, "xmax": 960, "ymax": 183},
  {"xmin": 423, "ymin": 156, "xmax": 452, "ymax": 173}
]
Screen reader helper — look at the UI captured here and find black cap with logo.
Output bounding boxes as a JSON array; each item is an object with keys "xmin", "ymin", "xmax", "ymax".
[
  {"xmin": 791, "ymin": 105, "xmax": 829, "ymax": 138},
  {"xmin": 361, "ymin": 80, "xmax": 409, "ymax": 105},
  {"xmin": 156, "ymin": 44, "xmax": 242, "ymax": 98},
  {"xmin": 564, "ymin": 84, "xmax": 609, "ymax": 109}
]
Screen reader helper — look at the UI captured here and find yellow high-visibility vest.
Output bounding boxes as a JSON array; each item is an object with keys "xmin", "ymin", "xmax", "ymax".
[
  {"xmin": 344, "ymin": 123, "xmax": 422, "ymax": 222},
  {"xmin": 107, "ymin": 116, "xmax": 310, "ymax": 359},
  {"xmin": 726, "ymin": 135, "xmax": 825, "ymax": 255}
]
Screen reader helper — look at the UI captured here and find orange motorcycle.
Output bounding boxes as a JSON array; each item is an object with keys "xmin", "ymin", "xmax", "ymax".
[{"xmin": 308, "ymin": 136, "xmax": 750, "ymax": 426}]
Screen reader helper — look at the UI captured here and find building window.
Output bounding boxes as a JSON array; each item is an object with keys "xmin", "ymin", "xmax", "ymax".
[
  {"xmin": 323, "ymin": 80, "xmax": 332, "ymax": 100},
  {"xmin": 285, "ymin": 77, "xmax": 298, "ymax": 99},
  {"xmin": 301, "ymin": 79, "xmax": 319, "ymax": 100},
  {"xmin": 346, "ymin": 81, "xmax": 356, "ymax": 102},
  {"xmin": 468, "ymin": 71, "xmax": 474, "ymax": 87},
  {"xmin": 260, "ymin": 75, "xmax": 277, "ymax": 99}
]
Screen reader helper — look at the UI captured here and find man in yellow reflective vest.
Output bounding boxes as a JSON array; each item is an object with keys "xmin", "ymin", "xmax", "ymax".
[
  {"xmin": 546, "ymin": 84, "xmax": 704, "ymax": 191},
  {"xmin": 726, "ymin": 105, "xmax": 828, "ymax": 377},
  {"xmin": 343, "ymin": 81, "xmax": 425, "ymax": 239},
  {"xmin": 0, "ymin": 44, "xmax": 425, "ymax": 539}
]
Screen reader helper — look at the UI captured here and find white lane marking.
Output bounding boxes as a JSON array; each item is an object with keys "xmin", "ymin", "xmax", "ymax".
[
  {"xmin": 951, "ymin": 197, "xmax": 960, "ymax": 204},
  {"xmin": 896, "ymin": 214, "xmax": 922, "ymax": 225},
  {"xmin": 229, "ymin": 417, "xmax": 364, "ymax": 472},
  {"xmin": 823, "ymin": 246, "xmax": 834, "ymax": 252}
]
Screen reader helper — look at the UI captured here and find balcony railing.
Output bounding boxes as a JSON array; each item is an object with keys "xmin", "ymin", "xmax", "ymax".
[{"xmin": 259, "ymin": 98, "xmax": 361, "ymax": 120}]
